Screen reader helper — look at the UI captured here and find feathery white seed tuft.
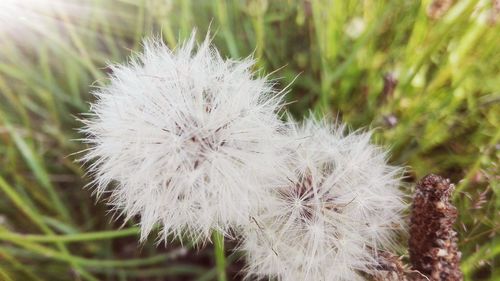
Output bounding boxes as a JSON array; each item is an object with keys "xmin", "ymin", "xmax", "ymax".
[
  {"xmin": 79, "ymin": 33, "xmax": 288, "ymax": 243},
  {"xmin": 241, "ymin": 117, "xmax": 406, "ymax": 281}
]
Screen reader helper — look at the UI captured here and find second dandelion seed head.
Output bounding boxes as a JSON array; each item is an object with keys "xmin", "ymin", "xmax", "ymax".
[{"xmin": 243, "ymin": 118, "xmax": 406, "ymax": 281}]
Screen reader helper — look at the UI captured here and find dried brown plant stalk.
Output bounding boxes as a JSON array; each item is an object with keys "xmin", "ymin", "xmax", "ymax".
[{"xmin": 409, "ymin": 174, "xmax": 463, "ymax": 281}]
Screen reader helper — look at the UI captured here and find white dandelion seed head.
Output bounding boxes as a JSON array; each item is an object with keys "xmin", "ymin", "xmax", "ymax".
[
  {"xmin": 242, "ymin": 117, "xmax": 406, "ymax": 281},
  {"xmin": 79, "ymin": 32, "xmax": 288, "ymax": 243}
]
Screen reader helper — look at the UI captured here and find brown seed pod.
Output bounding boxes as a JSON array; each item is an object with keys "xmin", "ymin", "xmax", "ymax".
[{"xmin": 409, "ymin": 174, "xmax": 463, "ymax": 281}]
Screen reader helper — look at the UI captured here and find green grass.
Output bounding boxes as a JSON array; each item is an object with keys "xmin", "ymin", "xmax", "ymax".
[{"xmin": 0, "ymin": 0, "xmax": 498, "ymax": 280}]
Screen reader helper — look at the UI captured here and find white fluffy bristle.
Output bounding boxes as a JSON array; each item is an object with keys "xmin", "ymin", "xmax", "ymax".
[{"xmin": 80, "ymin": 33, "xmax": 287, "ymax": 243}]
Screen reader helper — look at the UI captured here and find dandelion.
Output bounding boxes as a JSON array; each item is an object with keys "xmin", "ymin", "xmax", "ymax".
[
  {"xmin": 242, "ymin": 117, "xmax": 406, "ymax": 281},
  {"xmin": 79, "ymin": 33, "xmax": 287, "ymax": 243}
]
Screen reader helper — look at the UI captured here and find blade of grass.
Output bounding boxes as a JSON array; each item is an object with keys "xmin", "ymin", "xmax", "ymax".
[
  {"xmin": 0, "ymin": 268, "xmax": 14, "ymax": 281},
  {"xmin": 88, "ymin": 265, "xmax": 206, "ymax": 277},
  {"xmin": 0, "ymin": 177, "xmax": 97, "ymax": 281},
  {"xmin": 212, "ymin": 230, "xmax": 227, "ymax": 281},
  {"xmin": 0, "ymin": 228, "xmax": 139, "ymax": 243},
  {"xmin": 0, "ymin": 119, "xmax": 71, "ymax": 222},
  {"xmin": 462, "ymin": 237, "xmax": 500, "ymax": 277},
  {"xmin": 195, "ymin": 251, "xmax": 239, "ymax": 281},
  {"xmin": 0, "ymin": 247, "xmax": 44, "ymax": 281},
  {"xmin": 1, "ymin": 236, "xmax": 186, "ymax": 268}
]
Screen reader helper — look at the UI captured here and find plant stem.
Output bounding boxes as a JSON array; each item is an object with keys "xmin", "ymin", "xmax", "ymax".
[
  {"xmin": 1, "ymin": 236, "xmax": 183, "ymax": 268},
  {"xmin": 195, "ymin": 252, "xmax": 239, "ymax": 281},
  {"xmin": 212, "ymin": 230, "xmax": 227, "ymax": 281},
  {"xmin": 0, "ymin": 176, "xmax": 98, "ymax": 281},
  {"xmin": 0, "ymin": 228, "xmax": 140, "ymax": 243}
]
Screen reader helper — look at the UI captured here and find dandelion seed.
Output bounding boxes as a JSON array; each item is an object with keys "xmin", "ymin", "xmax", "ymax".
[
  {"xmin": 79, "ymin": 32, "xmax": 288, "ymax": 243},
  {"xmin": 242, "ymin": 117, "xmax": 406, "ymax": 281}
]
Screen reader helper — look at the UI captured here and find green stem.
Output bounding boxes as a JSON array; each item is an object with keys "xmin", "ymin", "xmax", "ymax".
[
  {"xmin": 1, "ymin": 120, "xmax": 71, "ymax": 222},
  {"xmin": 212, "ymin": 231, "xmax": 227, "ymax": 281},
  {"xmin": 0, "ymin": 248, "xmax": 44, "ymax": 281},
  {"xmin": 1, "ymin": 237, "xmax": 182, "ymax": 268},
  {"xmin": 0, "ymin": 228, "xmax": 140, "ymax": 243},
  {"xmin": 0, "ymin": 269, "xmax": 13, "ymax": 281},
  {"xmin": 462, "ymin": 236, "xmax": 500, "ymax": 277},
  {"xmin": 195, "ymin": 252, "xmax": 239, "ymax": 281},
  {"xmin": 214, "ymin": 0, "xmax": 240, "ymax": 58},
  {"xmin": 0, "ymin": 177, "xmax": 98, "ymax": 281}
]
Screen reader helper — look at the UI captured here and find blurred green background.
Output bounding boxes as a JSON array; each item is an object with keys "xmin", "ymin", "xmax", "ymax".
[{"xmin": 0, "ymin": 0, "xmax": 498, "ymax": 280}]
